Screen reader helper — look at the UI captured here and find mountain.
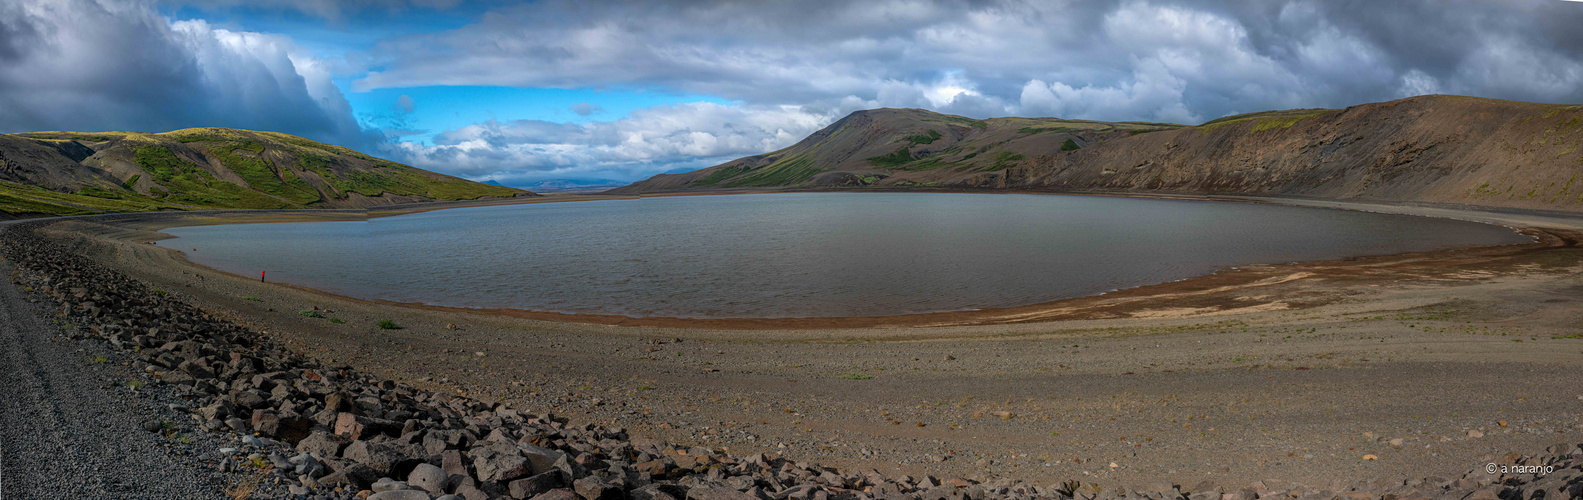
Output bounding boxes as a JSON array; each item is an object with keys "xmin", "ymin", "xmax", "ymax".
[
  {"xmin": 610, "ymin": 95, "xmax": 1583, "ymax": 213},
  {"xmin": 0, "ymin": 128, "xmax": 532, "ymax": 217},
  {"xmin": 609, "ymin": 108, "xmax": 1179, "ymax": 193}
]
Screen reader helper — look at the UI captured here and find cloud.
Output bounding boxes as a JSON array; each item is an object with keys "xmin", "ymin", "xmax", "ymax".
[
  {"xmin": 386, "ymin": 102, "xmax": 834, "ymax": 184},
  {"xmin": 394, "ymin": 94, "xmax": 415, "ymax": 113},
  {"xmin": 155, "ymin": 0, "xmax": 473, "ymax": 22},
  {"xmin": 568, "ymin": 102, "xmax": 603, "ymax": 116},
  {"xmin": 0, "ymin": 0, "xmax": 370, "ymax": 147},
  {"xmin": 348, "ymin": 0, "xmax": 1583, "ymax": 125},
  {"xmin": 342, "ymin": 0, "xmax": 1583, "ymax": 181}
]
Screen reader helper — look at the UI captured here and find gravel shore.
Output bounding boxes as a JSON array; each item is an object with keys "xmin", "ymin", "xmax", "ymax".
[{"xmin": 1, "ymin": 256, "xmax": 229, "ymax": 498}]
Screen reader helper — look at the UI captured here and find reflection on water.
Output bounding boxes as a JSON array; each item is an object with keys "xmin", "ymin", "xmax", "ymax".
[{"xmin": 162, "ymin": 193, "xmax": 1529, "ymax": 318}]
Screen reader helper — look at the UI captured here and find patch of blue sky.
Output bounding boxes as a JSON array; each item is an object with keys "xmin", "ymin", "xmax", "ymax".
[{"xmin": 342, "ymin": 84, "xmax": 729, "ymax": 145}]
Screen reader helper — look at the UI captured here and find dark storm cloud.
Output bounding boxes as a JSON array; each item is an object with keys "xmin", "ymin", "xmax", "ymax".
[{"xmin": 0, "ymin": 0, "xmax": 370, "ymax": 147}]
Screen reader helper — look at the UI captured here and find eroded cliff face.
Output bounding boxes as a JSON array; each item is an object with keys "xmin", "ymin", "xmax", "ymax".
[
  {"xmin": 616, "ymin": 95, "xmax": 1583, "ymax": 213},
  {"xmin": 993, "ymin": 96, "xmax": 1583, "ymax": 210}
]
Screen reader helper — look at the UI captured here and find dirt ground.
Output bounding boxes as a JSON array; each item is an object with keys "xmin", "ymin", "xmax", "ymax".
[{"xmin": 35, "ymin": 195, "xmax": 1583, "ymax": 492}]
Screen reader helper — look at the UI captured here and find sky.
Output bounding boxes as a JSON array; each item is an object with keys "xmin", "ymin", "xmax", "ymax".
[{"xmin": 2, "ymin": 1, "xmax": 1582, "ymax": 186}]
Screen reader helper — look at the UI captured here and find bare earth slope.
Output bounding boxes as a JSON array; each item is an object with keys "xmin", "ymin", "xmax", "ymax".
[
  {"xmin": 0, "ymin": 128, "xmax": 532, "ymax": 217},
  {"xmin": 613, "ymin": 95, "xmax": 1583, "ymax": 214}
]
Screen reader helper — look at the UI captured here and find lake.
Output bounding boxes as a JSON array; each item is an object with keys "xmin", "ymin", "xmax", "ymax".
[{"xmin": 160, "ymin": 193, "xmax": 1530, "ymax": 318}]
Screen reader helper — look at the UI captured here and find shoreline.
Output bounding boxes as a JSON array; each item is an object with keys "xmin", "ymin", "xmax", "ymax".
[
  {"xmin": 16, "ymin": 197, "xmax": 1583, "ymax": 487},
  {"xmin": 131, "ymin": 190, "xmax": 1573, "ymax": 331}
]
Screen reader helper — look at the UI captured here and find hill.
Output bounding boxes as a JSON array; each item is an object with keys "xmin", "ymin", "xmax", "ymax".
[
  {"xmin": 609, "ymin": 108, "xmax": 1180, "ymax": 192},
  {"xmin": 0, "ymin": 128, "xmax": 531, "ymax": 217},
  {"xmin": 610, "ymin": 95, "xmax": 1583, "ymax": 213}
]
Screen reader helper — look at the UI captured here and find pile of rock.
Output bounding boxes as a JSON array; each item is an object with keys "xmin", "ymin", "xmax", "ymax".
[{"xmin": 3, "ymin": 218, "xmax": 1580, "ymax": 500}]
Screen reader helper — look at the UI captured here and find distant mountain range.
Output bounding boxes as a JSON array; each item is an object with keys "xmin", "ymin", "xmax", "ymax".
[
  {"xmin": 611, "ymin": 95, "xmax": 1583, "ymax": 213},
  {"xmin": 0, "ymin": 128, "xmax": 531, "ymax": 217},
  {"xmin": 515, "ymin": 178, "xmax": 631, "ymax": 192}
]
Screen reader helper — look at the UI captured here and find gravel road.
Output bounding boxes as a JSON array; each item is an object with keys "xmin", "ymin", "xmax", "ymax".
[{"xmin": 0, "ymin": 257, "xmax": 226, "ymax": 499}]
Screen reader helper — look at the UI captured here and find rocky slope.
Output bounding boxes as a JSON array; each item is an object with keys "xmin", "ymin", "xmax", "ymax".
[
  {"xmin": 0, "ymin": 128, "xmax": 530, "ymax": 217},
  {"xmin": 612, "ymin": 95, "xmax": 1583, "ymax": 213},
  {"xmin": 6, "ymin": 217, "xmax": 1583, "ymax": 500}
]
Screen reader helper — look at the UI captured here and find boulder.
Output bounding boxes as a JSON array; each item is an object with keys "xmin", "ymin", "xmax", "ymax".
[
  {"xmin": 320, "ymin": 462, "xmax": 378, "ymax": 490},
  {"xmin": 574, "ymin": 476, "xmax": 623, "ymax": 500},
  {"xmin": 178, "ymin": 359, "xmax": 214, "ymax": 379},
  {"xmin": 335, "ymin": 412, "xmax": 365, "ymax": 439},
  {"xmin": 474, "ymin": 452, "xmax": 533, "ymax": 483},
  {"xmin": 631, "ymin": 484, "xmax": 687, "ymax": 500},
  {"xmin": 509, "ymin": 471, "xmax": 567, "ymax": 500},
  {"xmin": 372, "ymin": 477, "xmax": 411, "ymax": 492},
  {"xmin": 335, "ymin": 411, "xmax": 400, "ymax": 440},
  {"xmin": 250, "ymin": 410, "xmax": 279, "ymax": 436},
  {"xmin": 343, "ymin": 440, "xmax": 414, "ymax": 477},
  {"xmin": 367, "ymin": 491, "xmax": 431, "ymax": 500},
  {"xmin": 407, "ymin": 463, "xmax": 448, "ymax": 496},
  {"xmin": 530, "ymin": 490, "xmax": 578, "ymax": 500},
  {"xmin": 231, "ymin": 389, "xmax": 268, "ymax": 409},
  {"xmin": 686, "ymin": 487, "xmax": 757, "ymax": 500},
  {"xmin": 441, "ymin": 449, "xmax": 469, "ymax": 478},
  {"xmin": 296, "ymin": 431, "xmax": 348, "ymax": 459}
]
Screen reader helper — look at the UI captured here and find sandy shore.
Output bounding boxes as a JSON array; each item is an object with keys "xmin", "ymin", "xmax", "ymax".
[{"xmin": 29, "ymin": 193, "xmax": 1583, "ymax": 491}]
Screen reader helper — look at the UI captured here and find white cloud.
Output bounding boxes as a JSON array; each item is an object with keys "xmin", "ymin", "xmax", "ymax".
[
  {"xmin": 1019, "ymin": 58, "xmax": 1199, "ymax": 124},
  {"xmin": 387, "ymin": 102, "xmax": 836, "ymax": 183},
  {"xmin": 0, "ymin": 0, "xmax": 367, "ymax": 146},
  {"xmin": 1397, "ymin": 69, "xmax": 1443, "ymax": 98}
]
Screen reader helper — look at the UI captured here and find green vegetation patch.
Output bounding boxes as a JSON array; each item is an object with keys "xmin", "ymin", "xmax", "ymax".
[
  {"xmin": 726, "ymin": 155, "xmax": 821, "ymax": 187},
  {"xmin": 905, "ymin": 129, "xmax": 942, "ymax": 145},
  {"xmin": 1198, "ymin": 109, "xmax": 1332, "ymax": 133},
  {"xmin": 377, "ymin": 320, "xmax": 401, "ymax": 330},
  {"xmin": 331, "ymin": 160, "xmax": 520, "ymax": 200},
  {"xmin": 867, "ymin": 147, "xmax": 915, "ymax": 167},
  {"xmin": 897, "ymin": 156, "xmax": 950, "ymax": 171},
  {"xmin": 298, "ymin": 309, "xmax": 325, "ymax": 318},
  {"xmin": 1061, "ymin": 139, "xmax": 1081, "ymax": 151},
  {"xmin": 692, "ymin": 164, "xmax": 751, "ymax": 187},
  {"xmin": 984, "ymin": 152, "xmax": 1026, "ymax": 171},
  {"xmin": 838, "ymin": 373, "xmax": 874, "ymax": 380},
  {"xmin": 134, "ymin": 145, "xmax": 295, "ymax": 210},
  {"xmin": 1251, "ymin": 112, "xmax": 1325, "ymax": 132},
  {"xmin": 0, "ymin": 179, "xmax": 171, "ymax": 217},
  {"xmin": 76, "ymin": 187, "xmax": 123, "ymax": 199},
  {"xmin": 210, "ymin": 141, "xmax": 322, "ymax": 205},
  {"xmin": 17, "ymin": 133, "xmax": 113, "ymax": 142}
]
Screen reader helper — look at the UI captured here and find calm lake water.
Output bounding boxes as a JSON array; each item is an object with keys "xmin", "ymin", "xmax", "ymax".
[{"xmin": 160, "ymin": 193, "xmax": 1529, "ymax": 318}]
